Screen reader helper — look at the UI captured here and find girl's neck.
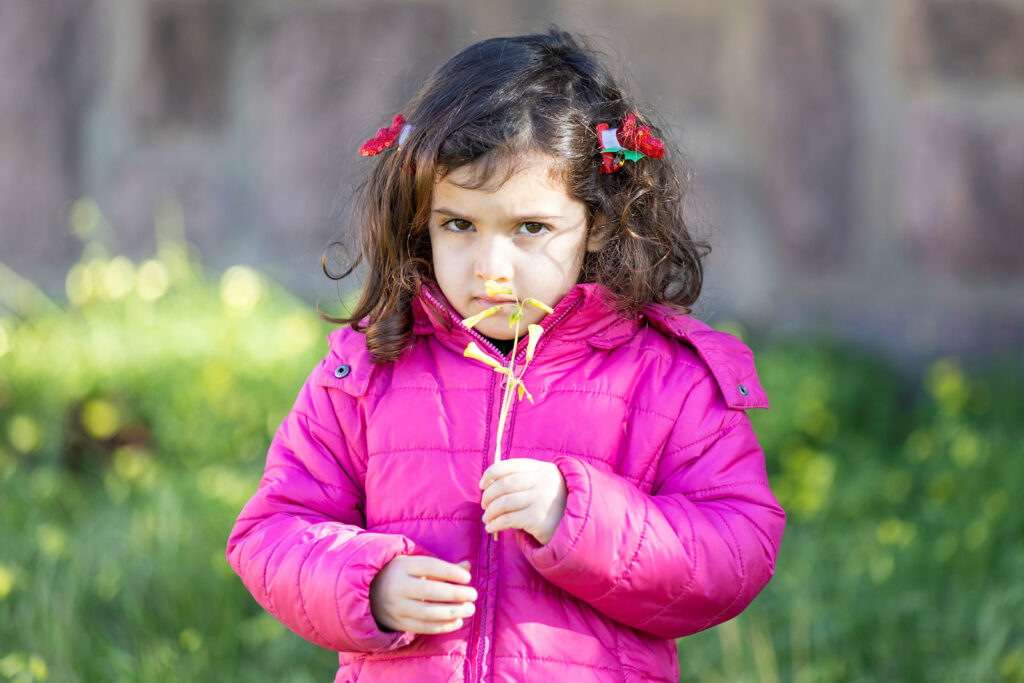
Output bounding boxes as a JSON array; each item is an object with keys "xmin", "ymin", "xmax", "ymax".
[{"xmin": 482, "ymin": 334, "xmax": 516, "ymax": 357}]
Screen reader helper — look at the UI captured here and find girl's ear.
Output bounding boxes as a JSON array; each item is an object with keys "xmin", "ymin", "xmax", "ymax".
[{"xmin": 586, "ymin": 213, "xmax": 611, "ymax": 252}]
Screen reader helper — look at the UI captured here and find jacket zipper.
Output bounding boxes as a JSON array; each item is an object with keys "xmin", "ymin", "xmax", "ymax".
[{"xmin": 420, "ymin": 285, "xmax": 584, "ymax": 682}]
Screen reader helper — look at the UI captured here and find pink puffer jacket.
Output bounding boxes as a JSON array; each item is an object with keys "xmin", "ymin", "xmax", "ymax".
[{"xmin": 227, "ymin": 282, "xmax": 785, "ymax": 682}]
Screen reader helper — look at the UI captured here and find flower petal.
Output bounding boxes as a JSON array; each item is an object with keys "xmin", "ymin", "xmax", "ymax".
[
  {"xmin": 485, "ymin": 280, "xmax": 515, "ymax": 297},
  {"xmin": 463, "ymin": 342, "xmax": 501, "ymax": 368},
  {"xmin": 526, "ymin": 324, "xmax": 543, "ymax": 361},
  {"xmin": 525, "ymin": 298, "xmax": 554, "ymax": 314},
  {"xmin": 462, "ymin": 306, "xmax": 500, "ymax": 330}
]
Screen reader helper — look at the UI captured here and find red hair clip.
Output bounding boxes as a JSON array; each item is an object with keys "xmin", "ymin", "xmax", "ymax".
[
  {"xmin": 595, "ymin": 113, "xmax": 665, "ymax": 174},
  {"xmin": 360, "ymin": 114, "xmax": 414, "ymax": 156}
]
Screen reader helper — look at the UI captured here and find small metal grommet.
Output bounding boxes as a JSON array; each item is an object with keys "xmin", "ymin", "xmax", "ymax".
[
  {"xmin": 737, "ymin": 383, "xmax": 749, "ymax": 397},
  {"xmin": 334, "ymin": 364, "xmax": 351, "ymax": 379}
]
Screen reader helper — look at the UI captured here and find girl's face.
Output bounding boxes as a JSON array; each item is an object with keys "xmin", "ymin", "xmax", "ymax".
[{"xmin": 428, "ymin": 153, "xmax": 595, "ymax": 340}]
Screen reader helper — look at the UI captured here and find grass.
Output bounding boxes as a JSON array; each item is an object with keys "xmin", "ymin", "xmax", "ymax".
[{"xmin": 1, "ymin": 214, "xmax": 1022, "ymax": 681}]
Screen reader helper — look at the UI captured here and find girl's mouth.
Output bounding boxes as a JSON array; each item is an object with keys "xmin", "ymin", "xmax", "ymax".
[{"xmin": 476, "ymin": 296, "xmax": 516, "ymax": 307}]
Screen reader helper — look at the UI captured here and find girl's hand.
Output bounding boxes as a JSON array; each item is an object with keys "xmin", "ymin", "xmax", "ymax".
[
  {"xmin": 369, "ymin": 557, "xmax": 477, "ymax": 634},
  {"xmin": 480, "ymin": 458, "xmax": 567, "ymax": 545}
]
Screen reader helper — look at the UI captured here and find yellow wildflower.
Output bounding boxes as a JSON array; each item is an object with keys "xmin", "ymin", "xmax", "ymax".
[
  {"xmin": 462, "ymin": 306, "xmax": 500, "ymax": 330},
  {"xmin": 463, "ymin": 342, "xmax": 501, "ymax": 369},
  {"xmin": 526, "ymin": 324, "xmax": 543, "ymax": 362},
  {"xmin": 484, "ymin": 280, "xmax": 514, "ymax": 297},
  {"xmin": 524, "ymin": 298, "xmax": 553, "ymax": 314}
]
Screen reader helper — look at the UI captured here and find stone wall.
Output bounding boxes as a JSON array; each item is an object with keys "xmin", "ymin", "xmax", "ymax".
[{"xmin": 1, "ymin": 0, "xmax": 1022, "ymax": 361}]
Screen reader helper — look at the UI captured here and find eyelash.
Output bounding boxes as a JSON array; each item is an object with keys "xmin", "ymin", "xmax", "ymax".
[{"xmin": 441, "ymin": 219, "xmax": 550, "ymax": 235}]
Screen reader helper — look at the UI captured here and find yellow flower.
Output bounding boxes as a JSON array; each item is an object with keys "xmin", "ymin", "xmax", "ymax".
[
  {"xmin": 524, "ymin": 298, "xmax": 553, "ymax": 314},
  {"xmin": 463, "ymin": 342, "xmax": 501, "ymax": 369},
  {"xmin": 526, "ymin": 324, "xmax": 543, "ymax": 361},
  {"xmin": 462, "ymin": 306, "xmax": 500, "ymax": 330},
  {"xmin": 485, "ymin": 280, "xmax": 514, "ymax": 297}
]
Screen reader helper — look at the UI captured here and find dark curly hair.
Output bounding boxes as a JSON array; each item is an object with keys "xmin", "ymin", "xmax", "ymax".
[{"xmin": 323, "ymin": 27, "xmax": 709, "ymax": 362}]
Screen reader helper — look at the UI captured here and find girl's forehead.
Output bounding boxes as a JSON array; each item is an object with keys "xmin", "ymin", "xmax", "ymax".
[
  {"xmin": 437, "ymin": 151, "xmax": 567, "ymax": 194},
  {"xmin": 431, "ymin": 153, "xmax": 583, "ymax": 219}
]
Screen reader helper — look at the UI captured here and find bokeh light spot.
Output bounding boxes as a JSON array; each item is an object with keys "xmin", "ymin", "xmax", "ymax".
[
  {"xmin": 876, "ymin": 518, "xmax": 916, "ymax": 548},
  {"xmin": 926, "ymin": 358, "xmax": 967, "ymax": 416},
  {"xmin": 81, "ymin": 399, "xmax": 121, "ymax": 440},
  {"xmin": 36, "ymin": 524, "xmax": 69, "ymax": 558},
  {"xmin": 8, "ymin": 414, "xmax": 41, "ymax": 454},
  {"xmin": 179, "ymin": 628, "xmax": 203, "ymax": 653},
  {"xmin": 220, "ymin": 266, "xmax": 262, "ymax": 313},
  {"xmin": 69, "ymin": 197, "xmax": 101, "ymax": 240},
  {"xmin": 104, "ymin": 256, "xmax": 136, "ymax": 300},
  {"xmin": 136, "ymin": 260, "xmax": 170, "ymax": 301},
  {"xmin": 903, "ymin": 429, "xmax": 933, "ymax": 463},
  {"xmin": 65, "ymin": 263, "xmax": 94, "ymax": 306},
  {"xmin": 950, "ymin": 430, "xmax": 983, "ymax": 468}
]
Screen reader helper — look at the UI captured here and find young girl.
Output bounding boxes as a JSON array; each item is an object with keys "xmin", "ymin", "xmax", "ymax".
[{"xmin": 228, "ymin": 28, "xmax": 784, "ymax": 683}]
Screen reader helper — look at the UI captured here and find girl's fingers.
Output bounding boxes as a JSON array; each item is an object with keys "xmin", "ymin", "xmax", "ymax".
[
  {"xmin": 484, "ymin": 510, "xmax": 534, "ymax": 535},
  {"xmin": 396, "ymin": 616, "xmax": 466, "ymax": 635},
  {"xmin": 480, "ymin": 473, "xmax": 534, "ymax": 508},
  {"xmin": 481, "ymin": 491, "xmax": 534, "ymax": 524},
  {"xmin": 402, "ymin": 556, "xmax": 472, "ymax": 584},
  {"xmin": 397, "ymin": 598, "xmax": 476, "ymax": 623},
  {"xmin": 479, "ymin": 458, "xmax": 540, "ymax": 488},
  {"xmin": 403, "ymin": 578, "xmax": 478, "ymax": 604}
]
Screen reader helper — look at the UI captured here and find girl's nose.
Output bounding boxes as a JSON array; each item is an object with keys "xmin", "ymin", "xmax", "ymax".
[{"xmin": 473, "ymin": 235, "xmax": 514, "ymax": 282}]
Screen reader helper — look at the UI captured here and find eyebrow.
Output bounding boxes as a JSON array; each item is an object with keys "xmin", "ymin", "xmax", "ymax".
[{"xmin": 431, "ymin": 207, "xmax": 565, "ymax": 222}]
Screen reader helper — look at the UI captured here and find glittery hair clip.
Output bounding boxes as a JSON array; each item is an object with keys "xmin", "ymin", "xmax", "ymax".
[
  {"xmin": 359, "ymin": 114, "xmax": 414, "ymax": 156},
  {"xmin": 595, "ymin": 113, "xmax": 665, "ymax": 174}
]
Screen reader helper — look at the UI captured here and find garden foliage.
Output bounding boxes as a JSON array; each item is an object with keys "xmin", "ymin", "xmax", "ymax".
[{"xmin": 0, "ymin": 208, "xmax": 1022, "ymax": 681}]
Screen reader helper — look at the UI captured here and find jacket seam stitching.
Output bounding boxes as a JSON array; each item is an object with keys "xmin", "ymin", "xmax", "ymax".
[
  {"xmin": 637, "ymin": 499, "xmax": 700, "ymax": 629},
  {"xmin": 663, "ymin": 422, "xmax": 740, "ymax": 461},
  {"xmin": 355, "ymin": 651, "xmax": 462, "ymax": 662},
  {"xmin": 260, "ymin": 533, "xmax": 291, "ymax": 615},
  {"xmin": 332, "ymin": 547, "xmax": 358, "ymax": 648},
  {"xmin": 515, "ymin": 447, "xmax": 644, "ymax": 483},
  {"xmin": 630, "ymin": 406, "xmax": 676, "ymax": 422},
  {"xmin": 502, "ymin": 583, "xmax": 570, "ymax": 598},
  {"xmin": 542, "ymin": 461, "xmax": 594, "ymax": 570},
  {"xmin": 364, "ymin": 385, "xmax": 486, "ymax": 394},
  {"xmin": 696, "ymin": 505, "xmax": 747, "ymax": 631},
  {"xmin": 268, "ymin": 463, "xmax": 350, "ymax": 491},
  {"xmin": 368, "ymin": 447, "xmax": 482, "ymax": 458},
  {"xmin": 681, "ymin": 480, "xmax": 769, "ymax": 497},
  {"xmin": 301, "ymin": 412, "xmax": 344, "ymax": 441},
  {"xmin": 492, "ymin": 655, "xmax": 622, "ymax": 673},
  {"xmin": 591, "ymin": 493, "xmax": 649, "ymax": 602},
  {"xmin": 541, "ymin": 387, "xmax": 631, "ymax": 404},
  {"xmin": 372, "ymin": 515, "xmax": 478, "ymax": 525},
  {"xmin": 295, "ymin": 541, "xmax": 332, "ymax": 647},
  {"xmin": 720, "ymin": 500, "xmax": 775, "ymax": 557}
]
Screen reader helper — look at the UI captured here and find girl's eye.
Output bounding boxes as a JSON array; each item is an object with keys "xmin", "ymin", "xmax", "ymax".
[
  {"xmin": 443, "ymin": 219, "xmax": 473, "ymax": 232},
  {"xmin": 516, "ymin": 222, "xmax": 549, "ymax": 236}
]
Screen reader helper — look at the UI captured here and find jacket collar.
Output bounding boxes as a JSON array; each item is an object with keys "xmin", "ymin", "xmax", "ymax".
[
  {"xmin": 412, "ymin": 281, "xmax": 638, "ymax": 358},
  {"xmin": 411, "ymin": 280, "xmax": 768, "ymax": 410}
]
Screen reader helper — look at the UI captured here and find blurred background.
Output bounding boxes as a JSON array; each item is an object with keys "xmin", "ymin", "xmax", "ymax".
[{"xmin": 1, "ymin": 0, "xmax": 1022, "ymax": 681}]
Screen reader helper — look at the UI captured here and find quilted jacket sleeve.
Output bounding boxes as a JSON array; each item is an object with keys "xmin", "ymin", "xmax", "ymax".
[
  {"xmin": 226, "ymin": 369, "xmax": 422, "ymax": 653},
  {"xmin": 517, "ymin": 370, "xmax": 785, "ymax": 639}
]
